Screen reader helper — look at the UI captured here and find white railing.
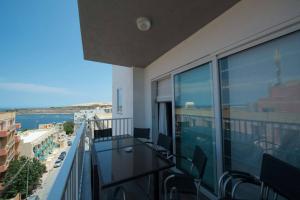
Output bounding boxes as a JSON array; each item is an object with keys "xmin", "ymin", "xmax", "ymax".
[
  {"xmin": 89, "ymin": 118, "xmax": 133, "ymax": 140},
  {"xmin": 47, "ymin": 123, "xmax": 86, "ymax": 200},
  {"xmin": 6, "ymin": 138, "xmax": 15, "ymax": 149},
  {"xmin": 6, "ymin": 150, "xmax": 15, "ymax": 163}
]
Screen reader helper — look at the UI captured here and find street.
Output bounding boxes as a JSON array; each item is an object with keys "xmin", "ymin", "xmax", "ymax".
[{"xmin": 33, "ymin": 137, "xmax": 73, "ymax": 200}]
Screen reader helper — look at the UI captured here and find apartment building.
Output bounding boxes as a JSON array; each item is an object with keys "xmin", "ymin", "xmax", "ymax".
[
  {"xmin": 19, "ymin": 127, "xmax": 63, "ymax": 161},
  {"xmin": 0, "ymin": 112, "xmax": 20, "ymax": 178},
  {"xmin": 77, "ymin": 0, "xmax": 300, "ymax": 198}
]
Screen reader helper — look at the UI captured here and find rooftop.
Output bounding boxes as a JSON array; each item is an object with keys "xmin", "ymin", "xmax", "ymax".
[{"xmin": 20, "ymin": 129, "xmax": 55, "ymax": 144}]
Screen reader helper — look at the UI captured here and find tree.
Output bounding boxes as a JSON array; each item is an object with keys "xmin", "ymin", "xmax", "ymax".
[
  {"xmin": 63, "ymin": 121, "xmax": 74, "ymax": 135},
  {"xmin": 1, "ymin": 156, "xmax": 46, "ymax": 199}
]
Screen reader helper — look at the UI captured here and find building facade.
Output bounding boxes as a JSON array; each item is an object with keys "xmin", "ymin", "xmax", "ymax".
[
  {"xmin": 0, "ymin": 112, "xmax": 20, "ymax": 177},
  {"xmin": 19, "ymin": 128, "xmax": 62, "ymax": 161},
  {"xmin": 78, "ymin": 0, "xmax": 300, "ymax": 198}
]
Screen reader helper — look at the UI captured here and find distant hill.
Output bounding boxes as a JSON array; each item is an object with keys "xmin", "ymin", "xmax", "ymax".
[
  {"xmin": 4, "ymin": 103, "xmax": 112, "ymax": 114},
  {"xmin": 71, "ymin": 102, "xmax": 112, "ymax": 107}
]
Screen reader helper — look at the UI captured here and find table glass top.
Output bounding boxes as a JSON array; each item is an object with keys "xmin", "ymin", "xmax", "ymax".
[{"xmin": 93, "ymin": 137, "xmax": 174, "ymax": 188}]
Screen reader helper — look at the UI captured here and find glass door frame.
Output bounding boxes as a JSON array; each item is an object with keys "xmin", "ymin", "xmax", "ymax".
[
  {"xmin": 170, "ymin": 55, "xmax": 223, "ymax": 200},
  {"xmin": 158, "ymin": 21, "xmax": 300, "ymax": 200}
]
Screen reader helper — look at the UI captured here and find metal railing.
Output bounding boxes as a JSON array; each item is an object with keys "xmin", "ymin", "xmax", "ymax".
[
  {"xmin": 176, "ymin": 114, "xmax": 300, "ymax": 168},
  {"xmin": 47, "ymin": 123, "xmax": 86, "ymax": 200},
  {"xmin": 6, "ymin": 149, "xmax": 15, "ymax": 163},
  {"xmin": 88, "ymin": 118, "xmax": 133, "ymax": 140}
]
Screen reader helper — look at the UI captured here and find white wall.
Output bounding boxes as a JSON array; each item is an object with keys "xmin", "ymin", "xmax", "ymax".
[
  {"xmin": 132, "ymin": 67, "xmax": 145, "ymax": 128},
  {"xmin": 112, "ymin": 65, "xmax": 146, "ymax": 128},
  {"xmin": 143, "ymin": 0, "xmax": 300, "ymax": 128},
  {"xmin": 112, "ymin": 65, "xmax": 133, "ymax": 119}
]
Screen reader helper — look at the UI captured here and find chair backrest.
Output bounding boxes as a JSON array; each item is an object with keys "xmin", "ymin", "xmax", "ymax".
[
  {"xmin": 94, "ymin": 128, "xmax": 112, "ymax": 139},
  {"xmin": 157, "ymin": 133, "xmax": 172, "ymax": 152},
  {"xmin": 192, "ymin": 146, "xmax": 207, "ymax": 180},
  {"xmin": 260, "ymin": 153, "xmax": 300, "ymax": 200},
  {"xmin": 133, "ymin": 128, "xmax": 150, "ymax": 139}
]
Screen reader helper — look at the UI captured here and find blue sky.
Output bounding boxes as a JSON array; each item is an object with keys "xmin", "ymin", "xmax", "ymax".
[{"xmin": 0, "ymin": 0, "xmax": 112, "ymax": 108}]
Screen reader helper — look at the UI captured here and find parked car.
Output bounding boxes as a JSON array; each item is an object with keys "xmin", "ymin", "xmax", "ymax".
[
  {"xmin": 54, "ymin": 160, "xmax": 62, "ymax": 168},
  {"xmin": 58, "ymin": 154, "xmax": 65, "ymax": 160}
]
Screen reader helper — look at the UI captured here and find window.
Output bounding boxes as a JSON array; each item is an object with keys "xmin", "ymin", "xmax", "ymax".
[
  {"xmin": 219, "ymin": 31, "xmax": 300, "ymax": 197},
  {"xmin": 117, "ymin": 88, "xmax": 123, "ymax": 113},
  {"xmin": 174, "ymin": 62, "xmax": 218, "ymax": 193}
]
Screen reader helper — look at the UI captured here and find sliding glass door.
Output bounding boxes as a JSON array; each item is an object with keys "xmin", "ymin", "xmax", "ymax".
[
  {"xmin": 219, "ymin": 31, "xmax": 300, "ymax": 198},
  {"xmin": 174, "ymin": 62, "xmax": 217, "ymax": 193}
]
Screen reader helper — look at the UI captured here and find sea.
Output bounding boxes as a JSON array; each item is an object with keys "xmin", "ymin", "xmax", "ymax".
[{"xmin": 16, "ymin": 114, "xmax": 74, "ymax": 130}]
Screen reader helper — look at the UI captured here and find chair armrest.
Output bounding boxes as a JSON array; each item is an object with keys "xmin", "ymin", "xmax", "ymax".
[
  {"xmin": 218, "ymin": 170, "xmax": 261, "ymax": 199},
  {"xmin": 144, "ymin": 141, "xmax": 154, "ymax": 144},
  {"xmin": 168, "ymin": 154, "xmax": 192, "ymax": 163},
  {"xmin": 227, "ymin": 170, "xmax": 260, "ymax": 185}
]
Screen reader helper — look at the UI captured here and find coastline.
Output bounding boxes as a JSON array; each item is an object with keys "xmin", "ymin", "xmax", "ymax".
[
  {"xmin": 17, "ymin": 113, "xmax": 74, "ymax": 115},
  {"xmin": 2, "ymin": 104, "xmax": 111, "ymax": 115}
]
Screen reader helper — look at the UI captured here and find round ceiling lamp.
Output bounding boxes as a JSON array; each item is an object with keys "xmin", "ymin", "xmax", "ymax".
[{"xmin": 136, "ymin": 17, "xmax": 151, "ymax": 31}]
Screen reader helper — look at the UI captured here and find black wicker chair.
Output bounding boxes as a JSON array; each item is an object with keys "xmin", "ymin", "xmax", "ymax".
[
  {"xmin": 218, "ymin": 153, "xmax": 300, "ymax": 200},
  {"xmin": 145, "ymin": 133, "xmax": 172, "ymax": 156},
  {"xmin": 94, "ymin": 128, "xmax": 112, "ymax": 140},
  {"xmin": 163, "ymin": 146, "xmax": 207, "ymax": 200},
  {"xmin": 133, "ymin": 128, "xmax": 150, "ymax": 140}
]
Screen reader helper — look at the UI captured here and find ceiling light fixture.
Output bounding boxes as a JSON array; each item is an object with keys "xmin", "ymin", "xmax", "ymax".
[{"xmin": 136, "ymin": 17, "xmax": 151, "ymax": 31}]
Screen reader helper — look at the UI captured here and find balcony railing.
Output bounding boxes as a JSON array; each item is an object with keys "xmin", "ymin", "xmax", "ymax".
[
  {"xmin": 88, "ymin": 118, "xmax": 133, "ymax": 140},
  {"xmin": 47, "ymin": 118, "xmax": 134, "ymax": 200},
  {"xmin": 0, "ymin": 138, "xmax": 15, "ymax": 156},
  {"xmin": 47, "ymin": 123, "xmax": 86, "ymax": 200},
  {"xmin": 0, "ymin": 124, "xmax": 16, "ymax": 137},
  {"xmin": 6, "ymin": 150, "xmax": 15, "ymax": 163},
  {"xmin": 0, "ymin": 163, "xmax": 8, "ymax": 173},
  {"xmin": 0, "ymin": 131, "xmax": 10, "ymax": 138},
  {"xmin": 6, "ymin": 138, "xmax": 15, "ymax": 150}
]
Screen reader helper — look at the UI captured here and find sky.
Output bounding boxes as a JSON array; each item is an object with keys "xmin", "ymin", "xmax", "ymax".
[{"xmin": 0, "ymin": 0, "xmax": 112, "ymax": 108}]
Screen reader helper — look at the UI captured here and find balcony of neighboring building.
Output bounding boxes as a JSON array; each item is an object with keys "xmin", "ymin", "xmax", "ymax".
[
  {"xmin": 0, "ymin": 137, "xmax": 15, "ymax": 156},
  {"xmin": 14, "ymin": 136, "xmax": 20, "ymax": 158},
  {"xmin": 14, "ymin": 135, "xmax": 20, "ymax": 144},
  {"xmin": 0, "ymin": 130, "xmax": 10, "ymax": 138},
  {"xmin": 0, "ymin": 163, "xmax": 8, "ymax": 173},
  {"xmin": 0, "ymin": 124, "xmax": 16, "ymax": 138},
  {"xmin": 0, "ymin": 149, "xmax": 8, "ymax": 157},
  {"xmin": 0, "ymin": 155, "xmax": 8, "ymax": 173}
]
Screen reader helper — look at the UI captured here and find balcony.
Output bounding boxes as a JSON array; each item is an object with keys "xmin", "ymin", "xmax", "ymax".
[
  {"xmin": 48, "ymin": 118, "xmax": 210, "ymax": 200},
  {"xmin": 6, "ymin": 138, "xmax": 15, "ymax": 150},
  {"xmin": 0, "ymin": 125, "xmax": 16, "ymax": 138},
  {"xmin": 0, "ymin": 152, "xmax": 14, "ymax": 173},
  {"xmin": 7, "ymin": 151, "xmax": 14, "ymax": 163},
  {"xmin": 47, "ymin": 114, "xmax": 300, "ymax": 200},
  {"xmin": 0, "ymin": 163, "xmax": 8, "ymax": 173},
  {"xmin": 14, "ymin": 135, "xmax": 20, "ymax": 144},
  {"xmin": 0, "ymin": 148, "xmax": 8, "ymax": 157},
  {"xmin": 0, "ymin": 131, "xmax": 9, "ymax": 138}
]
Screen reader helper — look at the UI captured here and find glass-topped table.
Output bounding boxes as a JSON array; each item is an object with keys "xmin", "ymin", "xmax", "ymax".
[
  {"xmin": 93, "ymin": 136, "xmax": 143, "ymax": 152},
  {"xmin": 92, "ymin": 136, "xmax": 175, "ymax": 200}
]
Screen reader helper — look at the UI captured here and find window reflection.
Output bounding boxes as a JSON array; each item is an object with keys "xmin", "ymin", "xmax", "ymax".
[
  {"xmin": 220, "ymin": 31, "xmax": 300, "ymax": 176},
  {"xmin": 174, "ymin": 63, "xmax": 217, "ymax": 193}
]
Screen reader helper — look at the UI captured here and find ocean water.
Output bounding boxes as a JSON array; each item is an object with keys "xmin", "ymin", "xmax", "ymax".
[{"xmin": 16, "ymin": 114, "xmax": 74, "ymax": 130}]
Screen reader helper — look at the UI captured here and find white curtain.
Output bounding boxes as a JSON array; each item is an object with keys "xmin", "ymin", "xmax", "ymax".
[{"xmin": 158, "ymin": 103, "xmax": 168, "ymax": 136}]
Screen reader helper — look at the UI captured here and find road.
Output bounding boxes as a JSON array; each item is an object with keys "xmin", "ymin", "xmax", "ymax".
[{"xmin": 33, "ymin": 137, "xmax": 73, "ymax": 199}]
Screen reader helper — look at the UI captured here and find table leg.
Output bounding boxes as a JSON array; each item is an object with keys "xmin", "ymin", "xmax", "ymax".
[{"xmin": 153, "ymin": 171, "xmax": 159, "ymax": 200}]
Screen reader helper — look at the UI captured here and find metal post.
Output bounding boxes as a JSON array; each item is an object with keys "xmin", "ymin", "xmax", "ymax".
[{"xmin": 26, "ymin": 159, "xmax": 29, "ymax": 198}]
